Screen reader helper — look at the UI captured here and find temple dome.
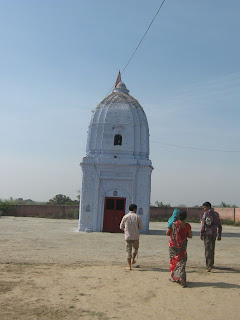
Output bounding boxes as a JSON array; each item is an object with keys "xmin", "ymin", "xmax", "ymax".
[{"xmin": 85, "ymin": 81, "xmax": 150, "ymax": 162}]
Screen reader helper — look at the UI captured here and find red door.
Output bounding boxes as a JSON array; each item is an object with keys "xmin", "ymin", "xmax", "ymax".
[{"xmin": 103, "ymin": 197, "xmax": 126, "ymax": 233}]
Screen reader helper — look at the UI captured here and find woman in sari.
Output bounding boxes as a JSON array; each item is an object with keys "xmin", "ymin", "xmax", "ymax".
[{"xmin": 166, "ymin": 209, "xmax": 192, "ymax": 287}]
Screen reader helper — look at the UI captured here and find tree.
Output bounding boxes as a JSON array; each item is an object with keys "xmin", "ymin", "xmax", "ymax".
[
  {"xmin": 154, "ymin": 201, "xmax": 171, "ymax": 207},
  {"xmin": 48, "ymin": 194, "xmax": 73, "ymax": 205},
  {"xmin": 0, "ymin": 201, "xmax": 14, "ymax": 215},
  {"xmin": 220, "ymin": 202, "xmax": 238, "ymax": 208}
]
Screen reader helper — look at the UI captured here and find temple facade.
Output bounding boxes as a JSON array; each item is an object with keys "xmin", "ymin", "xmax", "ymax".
[{"xmin": 78, "ymin": 75, "xmax": 153, "ymax": 233}]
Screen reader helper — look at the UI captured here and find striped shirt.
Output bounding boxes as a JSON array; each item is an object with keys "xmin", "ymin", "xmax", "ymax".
[{"xmin": 200, "ymin": 209, "xmax": 222, "ymax": 239}]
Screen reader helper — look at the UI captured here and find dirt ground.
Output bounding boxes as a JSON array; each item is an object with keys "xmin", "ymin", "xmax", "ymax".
[{"xmin": 0, "ymin": 216, "xmax": 240, "ymax": 320}]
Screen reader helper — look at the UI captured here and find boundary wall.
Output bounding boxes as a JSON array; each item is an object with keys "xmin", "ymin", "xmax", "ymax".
[
  {"xmin": 150, "ymin": 207, "xmax": 240, "ymax": 222},
  {"xmin": 6, "ymin": 204, "xmax": 79, "ymax": 219},
  {"xmin": 4, "ymin": 205, "xmax": 240, "ymax": 222}
]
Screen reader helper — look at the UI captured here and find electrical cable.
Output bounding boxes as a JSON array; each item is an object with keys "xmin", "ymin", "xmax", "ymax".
[
  {"xmin": 102, "ymin": 1, "xmax": 239, "ymax": 155},
  {"xmin": 121, "ymin": 0, "xmax": 167, "ymax": 75},
  {"xmin": 150, "ymin": 140, "xmax": 240, "ymax": 153},
  {"xmin": 106, "ymin": 0, "xmax": 167, "ymax": 96}
]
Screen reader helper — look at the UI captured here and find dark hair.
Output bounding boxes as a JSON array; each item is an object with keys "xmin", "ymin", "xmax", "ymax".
[
  {"xmin": 179, "ymin": 209, "xmax": 187, "ymax": 221},
  {"xmin": 203, "ymin": 201, "xmax": 211, "ymax": 208},
  {"xmin": 129, "ymin": 204, "xmax": 137, "ymax": 211}
]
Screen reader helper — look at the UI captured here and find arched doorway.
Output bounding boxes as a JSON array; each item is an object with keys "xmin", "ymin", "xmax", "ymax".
[{"xmin": 103, "ymin": 197, "xmax": 126, "ymax": 233}]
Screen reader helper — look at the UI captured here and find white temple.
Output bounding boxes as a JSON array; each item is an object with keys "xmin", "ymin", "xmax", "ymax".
[{"xmin": 78, "ymin": 74, "xmax": 153, "ymax": 233}]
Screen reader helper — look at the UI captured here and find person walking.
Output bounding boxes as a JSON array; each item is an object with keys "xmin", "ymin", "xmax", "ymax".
[
  {"xmin": 166, "ymin": 209, "xmax": 192, "ymax": 287},
  {"xmin": 120, "ymin": 204, "xmax": 143, "ymax": 270},
  {"xmin": 200, "ymin": 201, "xmax": 222, "ymax": 272}
]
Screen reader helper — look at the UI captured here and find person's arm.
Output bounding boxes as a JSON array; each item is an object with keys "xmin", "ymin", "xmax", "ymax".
[
  {"xmin": 200, "ymin": 213, "xmax": 205, "ymax": 240},
  {"xmin": 217, "ymin": 213, "xmax": 222, "ymax": 241},
  {"xmin": 120, "ymin": 217, "xmax": 125, "ymax": 230},
  {"xmin": 187, "ymin": 229, "xmax": 192, "ymax": 238},
  {"xmin": 166, "ymin": 228, "xmax": 171, "ymax": 236}
]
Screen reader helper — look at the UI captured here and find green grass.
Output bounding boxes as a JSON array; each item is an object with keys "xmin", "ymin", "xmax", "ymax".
[{"xmin": 221, "ymin": 219, "xmax": 240, "ymax": 227}]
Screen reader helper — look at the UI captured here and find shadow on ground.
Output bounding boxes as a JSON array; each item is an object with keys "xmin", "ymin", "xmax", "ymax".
[
  {"xmin": 148, "ymin": 230, "xmax": 166, "ymax": 235},
  {"xmin": 187, "ymin": 281, "xmax": 240, "ymax": 289},
  {"xmin": 211, "ymin": 266, "xmax": 240, "ymax": 273},
  {"xmin": 136, "ymin": 267, "xmax": 169, "ymax": 273},
  {"xmin": 149, "ymin": 230, "xmax": 240, "ymax": 238}
]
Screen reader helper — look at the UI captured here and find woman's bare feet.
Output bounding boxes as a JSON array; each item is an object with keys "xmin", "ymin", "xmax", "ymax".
[{"xmin": 180, "ymin": 279, "xmax": 186, "ymax": 287}]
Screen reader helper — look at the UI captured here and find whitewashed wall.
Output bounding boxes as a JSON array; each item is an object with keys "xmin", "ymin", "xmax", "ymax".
[{"xmin": 79, "ymin": 82, "xmax": 153, "ymax": 233}]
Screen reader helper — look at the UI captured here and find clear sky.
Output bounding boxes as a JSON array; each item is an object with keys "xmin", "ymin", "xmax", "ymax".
[{"xmin": 0, "ymin": 0, "xmax": 240, "ymax": 206}]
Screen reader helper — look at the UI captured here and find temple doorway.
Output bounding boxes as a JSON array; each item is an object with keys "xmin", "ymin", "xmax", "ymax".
[{"xmin": 103, "ymin": 197, "xmax": 126, "ymax": 232}]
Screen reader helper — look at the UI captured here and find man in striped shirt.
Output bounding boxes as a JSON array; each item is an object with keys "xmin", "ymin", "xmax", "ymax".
[
  {"xmin": 200, "ymin": 201, "xmax": 222, "ymax": 272},
  {"xmin": 120, "ymin": 204, "xmax": 143, "ymax": 270}
]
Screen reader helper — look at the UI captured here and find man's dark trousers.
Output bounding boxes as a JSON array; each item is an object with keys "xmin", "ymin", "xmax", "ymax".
[{"xmin": 204, "ymin": 235, "xmax": 216, "ymax": 269}]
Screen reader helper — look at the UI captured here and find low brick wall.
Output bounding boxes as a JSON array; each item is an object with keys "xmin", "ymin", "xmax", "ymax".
[
  {"xmin": 185, "ymin": 207, "xmax": 203, "ymax": 220},
  {"xmin": 149, "ymin": 207, "xmax": 238, "ymax": 222},
  {"xmin": 150, "ymin": 207, "xmax": 203, "ymax": 221},
  {"xmin": 4, "ymin": 205, "xmax": 239, "ymax": 222},
  {"xmin": 211, "ymin": 208, "xmax": 240, "ymax": 222},
  {"xmin": 150, "ymin": 207, "xmax": 172, "ymax": 219},
  {"xmin": 213, "ymin": 208, "xmax": 234, "ymax": 221},
  {"xmin": 7, "ymin": 204, "xmax": 79, "ymax": 219}
]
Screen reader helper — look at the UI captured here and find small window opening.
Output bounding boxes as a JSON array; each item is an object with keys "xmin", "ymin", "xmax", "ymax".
[
  {"xmin": 116, "ymin": 199, "xmax": 124, "ymax": 210},
  {"xmin": 114, "ymin": 134, "xmax": 122, "ymax": 146},
  {"xmin": 106, "ymin": 199, "xmax": 114, "ymax": 210},
  {"xmin": 113, "ymin": 190, "xmax": 118, "ymax": 196}
]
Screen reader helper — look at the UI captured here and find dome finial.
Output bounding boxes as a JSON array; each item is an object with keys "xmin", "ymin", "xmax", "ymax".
[
  {"xmin": 114, "ymin": 70, "xmax": 122, "ymax": 88},
  {"xmin": 113, "ymin": 70, "xmax": 129, "ymax": 94}
]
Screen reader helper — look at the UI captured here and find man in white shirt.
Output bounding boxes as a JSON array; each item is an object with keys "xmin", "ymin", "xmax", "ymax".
[{"xmin": 120, "ymin": 204, "xmax": 143, "ymax": 270}]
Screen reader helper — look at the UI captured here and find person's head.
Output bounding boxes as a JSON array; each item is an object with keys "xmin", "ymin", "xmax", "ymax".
[
  {"xmin": 179, "ymin": 209, "xmax": 187, "ymax": 221},
  {"xmin": 129, "ymin": 204, "xmax": 137, "ymax": 212},
  {"xmin": 203, "ymin": 201, "xmax": 211, "ymax": 212}
]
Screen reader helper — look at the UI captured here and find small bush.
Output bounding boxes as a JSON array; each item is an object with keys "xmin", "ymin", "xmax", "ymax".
[
  {"xmin": 65, "ymin": 209, "xmax": 79, "ymax": 219},
  {"xmin": 53, "ymin": 208, "xmax": 79, "ymax": 219},
  {"xmin": 0, "ymin": 201, "xmax": 15, "ymax": 216}
]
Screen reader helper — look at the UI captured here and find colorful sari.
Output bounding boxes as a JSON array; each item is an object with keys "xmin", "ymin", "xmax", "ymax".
[{"xmin": 169, "ymin": 220, "xmax": 188, "ymax": 282}]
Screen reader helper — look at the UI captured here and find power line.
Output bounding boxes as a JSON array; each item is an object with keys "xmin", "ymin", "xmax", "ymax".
[
  {"xmin": 150, "ymin": 140, "xmax": 240, "ymax": 153},
  {"xmin": 106, "ymin": 0, "xmax": 167, "ymax": 96},
  {"xmin": 121, "ymin": 0, "xmax": 167, "ymax": 75}
]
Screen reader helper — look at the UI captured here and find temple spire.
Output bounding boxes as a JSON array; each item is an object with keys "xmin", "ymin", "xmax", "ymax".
[{"xmin": 114, "ymin": 70, "xmax": 122, "ymax": 88}]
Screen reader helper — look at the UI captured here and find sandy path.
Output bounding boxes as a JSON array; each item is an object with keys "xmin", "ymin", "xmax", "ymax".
[{"xmin": 0, "ymin": 217, "xmax": 240, "ymax": 320}]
